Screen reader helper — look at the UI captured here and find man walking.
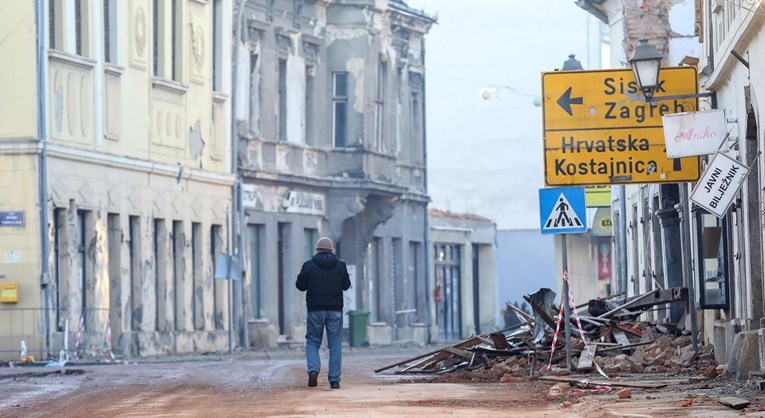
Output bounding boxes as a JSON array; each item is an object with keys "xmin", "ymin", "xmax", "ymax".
[{"xmin": 296, "ymin": 237, "xmax": 351, "ymax": 389}]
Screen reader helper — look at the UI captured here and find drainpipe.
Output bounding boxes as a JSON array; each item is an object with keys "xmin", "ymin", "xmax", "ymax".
[
  {"xmin": 421, "ymin": 42, "xmax": 432, "ymax": 345},
  {"xmin": 231, "ymin": 0, "xmax": 248, "ymax": 348},
  {"xmin": 36, "ymin": 0, "xmax": 52, "ymax": 359}
]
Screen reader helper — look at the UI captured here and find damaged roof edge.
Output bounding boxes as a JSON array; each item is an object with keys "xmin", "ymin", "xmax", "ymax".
[
  {"xmin": 390, "ymin": 1, "xmax": 438, "ymax": 24},
  {"xmin": 575, "ymin": 0, "xmax": 608, "ymax": 24}
]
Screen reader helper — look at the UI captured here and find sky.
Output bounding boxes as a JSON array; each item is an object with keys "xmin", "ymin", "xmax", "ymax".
[{"xmin": 405, "ymin": 0, "xmax": 604, "ymax": 230}]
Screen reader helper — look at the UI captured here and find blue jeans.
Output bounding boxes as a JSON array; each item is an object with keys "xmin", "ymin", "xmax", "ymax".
[{"xmin": 305, "ymin": 310, "xmax": 343, "ymax": 383}]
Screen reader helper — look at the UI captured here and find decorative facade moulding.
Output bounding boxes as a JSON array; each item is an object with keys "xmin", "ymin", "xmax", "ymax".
[
  {"xmin": 275, "ymin": 29, "xmax": 295, "ymax": 55},
  {"xmin": 246, "ymin": 19, "xmax": 268, "ymax": 45},
  {"xmin": 302, "ymin": 35, "xmax": 321, "ymax": 62}
]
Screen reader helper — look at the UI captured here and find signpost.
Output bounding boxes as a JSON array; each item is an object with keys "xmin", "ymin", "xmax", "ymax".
[
  {"xmin": 542, "ymin": 67, "xmax": 701, "ymax": 186},
  {"xmin": 539, "ymin": 187, "xmax": 586, "ymax": 371}
]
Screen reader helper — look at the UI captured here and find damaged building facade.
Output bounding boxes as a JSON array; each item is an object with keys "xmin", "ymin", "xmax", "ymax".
[
  {"xmin": 577, "ymin": 0, "xmax": 765, "ymax": 372},
  {"xmin": 233, "ymin": 0, "xmax": 437, "ymax": 347},
  {"xmin": 0, "ymin": 0, "xmax": 235, "ymax": 359}
]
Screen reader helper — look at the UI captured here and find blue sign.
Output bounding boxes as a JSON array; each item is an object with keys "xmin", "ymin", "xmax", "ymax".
[
  {"xmin": 539, "ymin": 188, "xmax": 587, "ymax": 235},
  {"xmin": 0, "ymin": 211, "xmax": 25, "ymax": 227}
]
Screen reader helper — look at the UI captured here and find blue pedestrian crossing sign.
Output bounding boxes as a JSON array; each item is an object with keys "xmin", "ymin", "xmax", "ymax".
[{"xmin": 539, "ymin": 187, "xmax": 587, "ymax": 235}]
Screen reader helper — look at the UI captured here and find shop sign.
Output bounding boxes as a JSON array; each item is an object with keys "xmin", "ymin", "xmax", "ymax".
[
  {"xmin": 662, "ymin": 109, "xmax": 727, "ymax": 158},
  {"xmin": 284, "ymin": 191, "xmax": 325, "ymax": 215},
  {"xmin": 690, "ymin": 152, "xmax": 749, "ymax": 218}
]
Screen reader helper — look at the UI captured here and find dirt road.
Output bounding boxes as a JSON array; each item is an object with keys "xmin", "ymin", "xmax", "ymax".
[{"xmin": 0, "ymin": 347, "xmax": 763, "ymax": 417}]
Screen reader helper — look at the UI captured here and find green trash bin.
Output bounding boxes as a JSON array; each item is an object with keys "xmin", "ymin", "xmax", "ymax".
[{"xmin": 347, "ymin": 311, "xmax": 370, "ymax": 347}]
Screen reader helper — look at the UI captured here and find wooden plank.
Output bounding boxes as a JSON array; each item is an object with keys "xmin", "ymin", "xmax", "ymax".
[
  {"xmin": 523, "ymin": 294, "xmax": 557, "ymax": 330},
  {"xmin": 443, "ymin": 346, "xmax": 473, "ymax": 360},
  {"xmin": 401, "ymin": 336, "xmax": 483, "ymax": 372},
  {"xmin": 489, "ymin": 332, "xmax": 509, "ymax": 349},
  {"xmin": 375, "ymin": 336, "xmax": 481, "ymax": 373},
  {"xmin": 576, "ymin": 345, "xmax": 596, "ymax": 372},
  {"xmin": 539, "ymin": 375, "xmax": 668, "ymax": 389},
  {"xmin": 611, "ymin": 328, "xmax": 631, "ymax": 347},
  {"xmin": 597, "ymin": 291, "xmax": 655, "ymax": 319},
  {"xmin": 718, "ymin": 397, "xmax": 750, "ymax": 409}
]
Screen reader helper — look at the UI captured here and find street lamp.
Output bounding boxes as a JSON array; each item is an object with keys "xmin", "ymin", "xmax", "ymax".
[
  {"xmin": 627, "ymin": 38, "xmax": 716, "ymax": 106},
  {"xmin": 627, "ymin": 39, "xmax": 663, "ymax": 99}
]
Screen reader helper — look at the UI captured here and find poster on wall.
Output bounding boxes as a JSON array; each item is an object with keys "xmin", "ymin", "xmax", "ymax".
[{"xmin": 596, "ymin": 237, "xmax": 612, "ymax": 280}]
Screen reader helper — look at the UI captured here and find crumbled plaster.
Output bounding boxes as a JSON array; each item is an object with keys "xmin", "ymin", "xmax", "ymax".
[
  {"xmin": 188, "ymin": 120, "xmax": 205, "ymax": 160},
  {"xmin": 347, "ymin": 57, "xmax": 366, "ymax": 113}
]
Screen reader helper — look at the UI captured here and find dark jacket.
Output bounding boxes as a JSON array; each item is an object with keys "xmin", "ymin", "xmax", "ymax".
[{"xmin": 296, "ymin": 251, "xmax": 351, "ymax": 312}]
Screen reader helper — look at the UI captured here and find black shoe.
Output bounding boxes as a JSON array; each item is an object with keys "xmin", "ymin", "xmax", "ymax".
[
  {"xmin": 308, "ymin": 372, "xmax": 318, "ymax": 387},
  {"xmin": 330, "ymin": 381, "xmax": 340, "ymax": 389}
]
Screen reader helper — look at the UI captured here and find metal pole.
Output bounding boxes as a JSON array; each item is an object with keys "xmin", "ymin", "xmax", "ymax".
[
  {"xmin": 231, "ymin": 0, "xmax": 246, "ymax": 349},
  {"xmin": 36, "ymin": 0, "xmax": 52, "ymax": 360},
  {"xmin": 679, "ymin": 185, "xmax": 699, "ymax": 352},
  {"xmin": 226, "ymin": 209, "xmax": 232, "ymax": 354},
  {"xmin": 561, "ymin": 234, "xmax": 573, "ymax": 371}
]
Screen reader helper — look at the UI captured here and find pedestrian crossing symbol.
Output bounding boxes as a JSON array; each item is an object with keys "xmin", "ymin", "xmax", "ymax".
[{"xmin": 539, "ymin": 187, "xmax": 587, "ymax": 235}]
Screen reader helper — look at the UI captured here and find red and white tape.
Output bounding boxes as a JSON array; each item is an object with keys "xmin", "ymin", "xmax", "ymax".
[{"xmin": 547, "ymin": 271, "xmax": 609, "ymax": 379}]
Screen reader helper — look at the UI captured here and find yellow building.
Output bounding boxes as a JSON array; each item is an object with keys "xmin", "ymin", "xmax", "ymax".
[{"xmin": 0, "ymin": 0, "xmax": 234, "ymax": 360}]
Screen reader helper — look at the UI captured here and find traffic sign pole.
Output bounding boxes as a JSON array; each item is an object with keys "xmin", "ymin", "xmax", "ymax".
[{"xmin": 561, "ymin": 234, "xmax": 573, "ymax": 371}]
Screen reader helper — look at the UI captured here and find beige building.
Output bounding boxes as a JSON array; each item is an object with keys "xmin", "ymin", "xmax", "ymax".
[{"xmin": 0, "ymin": 0, "xmax": 234, "ymax": 360}]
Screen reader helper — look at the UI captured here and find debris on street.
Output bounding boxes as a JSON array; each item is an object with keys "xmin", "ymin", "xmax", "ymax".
[{"xmin": 377, "ymin": 287, "xmax": 701, "ymax": 379}]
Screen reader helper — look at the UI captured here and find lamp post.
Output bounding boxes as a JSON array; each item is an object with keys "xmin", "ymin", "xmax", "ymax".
[
  {"xmin": 627, "ymin": 40, "xmax": 705, "ymax": 353},
  {"xmin": 628, "ymin": 39, "xmax": 716, "ymax": 106}
]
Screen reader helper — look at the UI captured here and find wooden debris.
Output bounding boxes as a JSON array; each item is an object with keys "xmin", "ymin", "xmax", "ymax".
[
  {"xmin": 540, "ymin": 375, "xmax": 669, "ymax": 389},
  {"xmin": 576, "ymin": 344, "xmax": 596, "ymax": 372},
  {"xmin": 718, "ymin": 396, "xmax": 750, "ymax": 409}
]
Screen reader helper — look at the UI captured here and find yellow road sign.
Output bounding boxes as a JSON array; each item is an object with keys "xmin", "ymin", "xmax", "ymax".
[
  {"xmin": 585, "ymin": 185, "xmax": 611, "ymax": 207},
  {"xmin": 542, "ymin": 67, "xmax": 701, "ymax": 186}
]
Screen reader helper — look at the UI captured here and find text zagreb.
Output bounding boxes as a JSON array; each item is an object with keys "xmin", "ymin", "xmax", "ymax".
[{"xmin": 603, "ymin": 77, "xmax": 690, "ymax": 123}]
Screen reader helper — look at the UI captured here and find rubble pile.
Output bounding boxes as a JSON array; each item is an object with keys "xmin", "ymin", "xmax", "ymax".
[{"xmin": 376, "ymin": 287, "xmax": 719, "ymax": 383}]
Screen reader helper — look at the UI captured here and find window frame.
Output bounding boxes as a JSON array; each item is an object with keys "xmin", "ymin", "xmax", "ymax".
[
  {"xmin": 332, "ymin": 72, "xmax": 349, "ymax": 148},
  {"xmin": 695, "ymin": 208, "xmax": 731, "ymax": 309}
]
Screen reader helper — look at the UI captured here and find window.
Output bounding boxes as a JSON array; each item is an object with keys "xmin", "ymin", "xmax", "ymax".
[
  {"xmin": 247, "ymin": 225, "xmax": 264, "ymax": 319},
  {"xmin": 154, "ymin": 219, "xmax": 168, "ymax": 331},
  {"xmin": 129, "ymin": 216, "xmax": 141, "ymax": 330},
  {"xmin": 210, "ymin": 225, "xmax": 224, "ymax": 329},
  {"xmin": 332, "ymin": 72, "xmax": 348, "ymax": 147},
  {"xmin": 278, "ymin": 59, "xmax": 287, "ymax": 141},
  {"xmin": 77, "ymin": 210, "xmax": 94, "ymax": 330},
  {"xmin": 409, "ymin": 242, "xmax": 422, "ymax": 322},
  {"xmin": 410, "ymin": 92, "xmax": 423, "ymax": 163},
  {"xmin": 368, "ymin": 238, "xmax": 382, "ymax": 321},
  {"xmin": 153, "ymin": 0, "xmax": 180, "ymax": 80},
  {"xmin": 53, "ymin": 208, "xmax": 67, "ymax": 331},
  {"xmin": 249, "ymin": 53, "xmax": 260, "ymax": 135},
  {"xmin": 434, "ymin": 243, "xmax": 461, "ymax": 340},
  {"xmin": 172, "ymin": 220, "xmax": 184, "ymax": 330},
  {"xmin": 104, "ymin": 0, "xmax": 118, "ymax": 63},
  {"xmin": 696, "ymin": 210, "xmax": 730, "ymax": 308},
  {"xmin": 212, "ymin": 0, "xmax": 223, "ymax": 91},
  {"xmin": 303, "ymin": 228, "xmax": 317, "ymax": 260},
  {"xmin": 305, "ymin": 66, "xmax": 315, "ymax": 145},
  {"xmin": 192, "ymin": 223, "xmax": 203, "ymax": 330},
  {"xmin": 374, "ymin": 60, "xmax": 386, "ymax": 151},
  {"xmin": 75, "ymin": 0, "xmax": 83, "ymax": 55},
  {"xmin": 49, "ymin": 0, "xmax": 89, "ymax": 56}
]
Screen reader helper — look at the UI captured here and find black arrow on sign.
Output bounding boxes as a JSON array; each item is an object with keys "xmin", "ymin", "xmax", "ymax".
[{"xmin": 557, "ymin": 87, "xmax": 583, "ymax": 116}]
